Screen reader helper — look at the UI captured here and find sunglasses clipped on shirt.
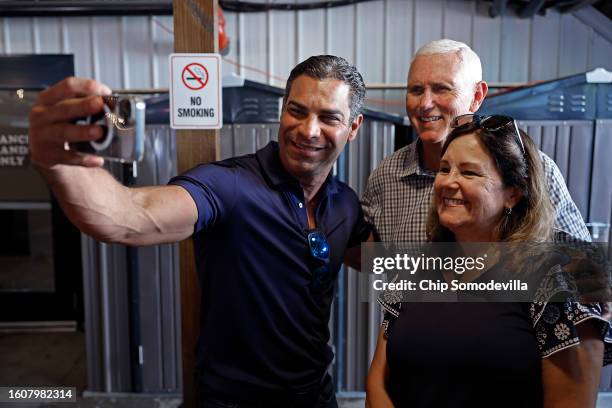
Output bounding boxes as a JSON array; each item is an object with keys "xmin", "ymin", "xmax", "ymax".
[
  {"xmin": 307, "ymin": 229, "xmax": 331, "ymax": 293},
  {"xmin": 450, "ymin": 113, "xmax": 526, "ymax": 155}
]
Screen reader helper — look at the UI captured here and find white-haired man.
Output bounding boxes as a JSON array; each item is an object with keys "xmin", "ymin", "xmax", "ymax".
[{"xmin": 362, "ymin": 38, "xmax": 590, "ymax": 242}]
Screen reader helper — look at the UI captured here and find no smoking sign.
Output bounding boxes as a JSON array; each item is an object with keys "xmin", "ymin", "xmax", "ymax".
[
  {"xmin": 169, "ymin": 54, "xmax": 222, "ymax": 129},
  {"xmin": 182, "ymin": 63, "xmax": 208, "ymax": 90}
]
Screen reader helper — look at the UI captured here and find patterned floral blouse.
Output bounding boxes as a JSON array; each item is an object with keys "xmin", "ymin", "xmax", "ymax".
[{"xmin": 379, "ymin": 237, "xmax": 612, "ymax": 364}]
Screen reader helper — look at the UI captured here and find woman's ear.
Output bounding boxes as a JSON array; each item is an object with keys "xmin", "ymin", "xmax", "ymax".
[{"xmin": 504, "ymin": 186, "xmax": 523, "ymax": 210}]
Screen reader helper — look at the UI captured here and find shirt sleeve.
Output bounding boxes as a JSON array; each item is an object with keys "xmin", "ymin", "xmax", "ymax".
[
  {"xmin": 539, "ymin": 152, "xmax": 591, "ymax": 242},
  {"xmin": 531, "ymin": 301, "xmax": 612, "ymax": 364},
  {"xmin": 347, "ymin": 204, "xmax": 372, "ymax": 248},
  {"xmin": 376, "ymin": 274, "xmax": 404, "ymax": 338},
  {"xmin": 361, "ymin": 166, "xmax": 383, "ymax": 228},
  {"xmin": 168, "ymin": 162, "xmax": 237, "ymax": 234}
]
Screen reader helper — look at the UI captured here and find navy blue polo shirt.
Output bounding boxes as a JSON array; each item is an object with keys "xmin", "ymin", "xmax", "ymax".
[{"xmin": 169, "ymin": 141, "xmax": 369, "ymax": 399}]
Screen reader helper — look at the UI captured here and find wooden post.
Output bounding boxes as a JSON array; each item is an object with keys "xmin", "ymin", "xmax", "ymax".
[{"xmin": 172, "ymin": 1, "xmax": 219, "ymax": 406}]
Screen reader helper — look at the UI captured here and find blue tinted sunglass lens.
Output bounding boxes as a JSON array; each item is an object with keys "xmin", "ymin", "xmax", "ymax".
[{"xmin": 309, "ymin": 233, "xmax": 329, "ymax": 259}]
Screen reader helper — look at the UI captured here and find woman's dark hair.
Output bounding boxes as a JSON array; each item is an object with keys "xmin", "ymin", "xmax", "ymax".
[
  {"xmin": 284, "ymin": 55, "xmax": 366, "ymax": 124},
  {"xmin": 427, "ymin": 124, "xmax": 554, "ymax": 242}
]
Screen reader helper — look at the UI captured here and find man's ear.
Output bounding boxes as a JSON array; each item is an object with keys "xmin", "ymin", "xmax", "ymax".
[
  {"xmin": 470, "ymin": 81, "xmax": 488, "ymax": 113},
  {"xmin": 348, "ymin": 114, "xmax": 364, "ymax": 142}
]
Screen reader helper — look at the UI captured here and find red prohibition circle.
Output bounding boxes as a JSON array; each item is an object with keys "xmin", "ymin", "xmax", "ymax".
[{"xmin": 181, "ymin": 63, "xmax": 209, "ymax": 90}]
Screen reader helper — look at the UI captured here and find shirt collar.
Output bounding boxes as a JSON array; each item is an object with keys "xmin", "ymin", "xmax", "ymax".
[
  {"xmin": 398, "ymin": 139, "xmax": 437, "ymax": 178},
  {"xmin": 256, "ymin": 141, "xmax": 340, "ymax": 196}
]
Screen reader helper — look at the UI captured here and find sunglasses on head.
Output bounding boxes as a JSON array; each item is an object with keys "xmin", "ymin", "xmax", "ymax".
[{"xmin": 450, "ymin": 114, "xmax": 525, "ymax": 155}]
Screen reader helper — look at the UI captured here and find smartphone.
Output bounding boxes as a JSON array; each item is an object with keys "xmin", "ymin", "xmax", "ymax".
[{"xmin": 73, "ymin": 94, "xmax": 146, "ymax": 163}]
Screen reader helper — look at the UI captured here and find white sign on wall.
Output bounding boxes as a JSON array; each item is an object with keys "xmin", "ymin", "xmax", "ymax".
[{"xmin": 169, "ymin": 53, "xmax": 222, "ymax": 129}]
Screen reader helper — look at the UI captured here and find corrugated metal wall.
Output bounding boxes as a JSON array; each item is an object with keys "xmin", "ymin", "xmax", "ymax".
[
  {"xmin": 223, "ymin": 1, "xmax": 612, "ymax": 88},
  {"xmin": 0, "ymin": 15, "xmax": 174, "ymax": 89},
  {"xmin": 341, "ymin": 119, "xmax": 394, "ymax": 390},
  {"xmin": 1, "ymin": 2, "xmax": 611, "ymax": 99},
  {"xmin": 519, "ymin": 119, "xmax": 612, "ymax": 239}
]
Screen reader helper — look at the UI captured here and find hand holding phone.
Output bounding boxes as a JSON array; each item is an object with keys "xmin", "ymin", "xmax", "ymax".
[{"xmin": 73, "ymin": 94, "xmax": 146, "ymax": 163}]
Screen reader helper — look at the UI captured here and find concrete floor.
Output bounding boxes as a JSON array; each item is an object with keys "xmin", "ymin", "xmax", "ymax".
[
  {"xmin": 0, "ymin": 331, "xmax": 87, "ymax": 392},
  {"xmin": 0, "ymin": 331, "xmax": 87, "ymax": 408}
]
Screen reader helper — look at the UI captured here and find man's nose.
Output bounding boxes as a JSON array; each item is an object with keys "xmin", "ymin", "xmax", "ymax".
[
  {"xmin": 418, "ymin": 89, "xmax": 434, "ymax": 111},
  {"xmin": 299, "ymin": 114, "xmax": 321, "ymax": 138}
]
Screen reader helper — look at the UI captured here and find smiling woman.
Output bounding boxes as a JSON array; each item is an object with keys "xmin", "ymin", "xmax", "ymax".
[
  {"xmin": 428, "ymin": 114, "xmax": 552, "ymax": 243},
  {"xmin": 366, "ymin": 114, "xmax": 612, "ymax": 408},
  {"xmin": 434, "ymin": 133, "xmax": 518, "ymax": 242}
]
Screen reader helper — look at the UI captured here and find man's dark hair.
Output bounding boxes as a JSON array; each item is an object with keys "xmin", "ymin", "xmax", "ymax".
[{"xmin": 284, "ymin": 55, "xmax": 366, "ymax": 123}]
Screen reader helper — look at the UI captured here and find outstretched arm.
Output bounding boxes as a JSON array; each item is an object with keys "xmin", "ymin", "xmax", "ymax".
[{"xmin": 29, "ymin": 77, "xmax": 197, "ymax": 246}]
